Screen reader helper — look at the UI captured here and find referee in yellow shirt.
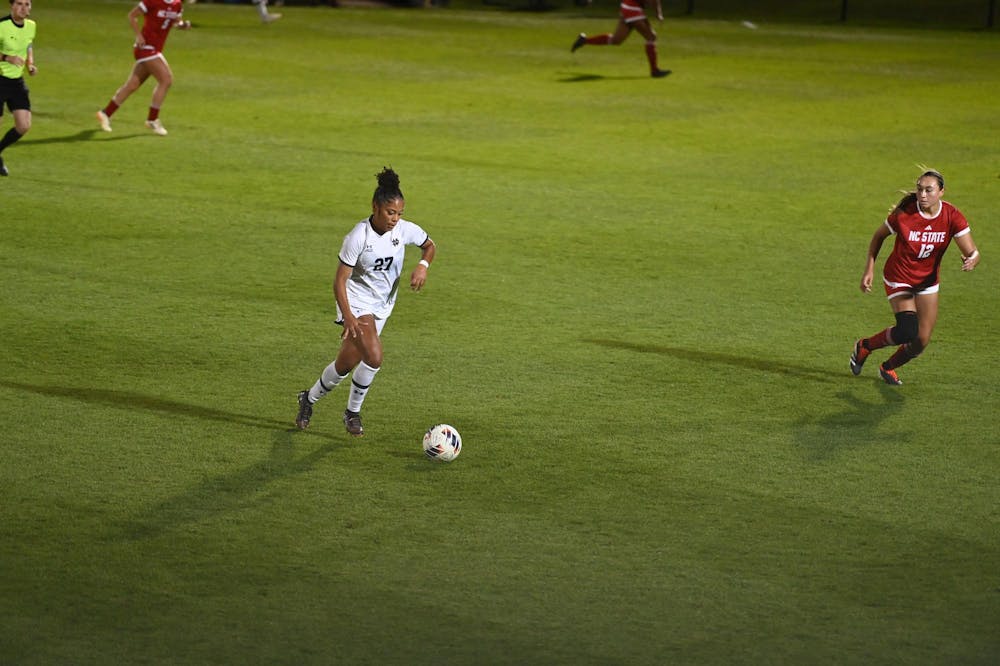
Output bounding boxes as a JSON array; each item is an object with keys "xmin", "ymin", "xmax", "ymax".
[{"xmin": 0, "ymin": 0, "xmax": 37, "ymax": 176}]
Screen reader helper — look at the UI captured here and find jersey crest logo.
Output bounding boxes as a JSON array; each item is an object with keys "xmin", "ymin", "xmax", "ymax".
[{"xmin": 392, "ymin": 238, "xmax": 400, "ymax": 246}]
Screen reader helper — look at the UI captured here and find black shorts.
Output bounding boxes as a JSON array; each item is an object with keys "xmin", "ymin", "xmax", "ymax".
[{"xmin": 0, "ymin": 76, "xmax": 31, "ymax": 115}]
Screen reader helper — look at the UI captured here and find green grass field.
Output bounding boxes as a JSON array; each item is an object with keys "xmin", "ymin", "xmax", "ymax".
[{"xmin": 2, "ymin": 1, "xmax": 998, "ymax": 663}]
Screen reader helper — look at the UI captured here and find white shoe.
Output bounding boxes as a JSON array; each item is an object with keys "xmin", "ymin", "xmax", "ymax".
[
  {"xmin": 145, "ymin": 119, "xmax": 168, "ymax": 136},
  {"xmin": 262, "ymin": 12, "xmax": 282, "ymax": 23},
  {"xmin": 96, "ymin": 110, "xmax": 112, "ymax": 132}
]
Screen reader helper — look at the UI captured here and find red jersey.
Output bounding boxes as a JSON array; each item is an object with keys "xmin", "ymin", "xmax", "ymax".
[
  {"xmin": 882, "ymin": 198, "xmax": 969, "ymax": 293},
  {"xmin": 135, "ymin": 0, "xmax": 183, "ymax": 57}
]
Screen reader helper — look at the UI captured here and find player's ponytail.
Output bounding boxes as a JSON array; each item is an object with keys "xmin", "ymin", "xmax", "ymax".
[
  {"xmin": 891, "ymin": 191, "xmax": 917, "ymax": 214},
  {"xmin": 373, "ymin": 167, "xmax": 404, "ymax": 205}
]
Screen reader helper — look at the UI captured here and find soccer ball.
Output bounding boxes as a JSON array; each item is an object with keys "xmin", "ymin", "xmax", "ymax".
[{"xmin": 423, "ymin": 424, "xmax": 462, "ymax": 462}]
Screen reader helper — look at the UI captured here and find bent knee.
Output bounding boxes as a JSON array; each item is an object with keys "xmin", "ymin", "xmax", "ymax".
[{"xmin": 891, "ymin": 311, "xmax": 919, "ymax": 344}]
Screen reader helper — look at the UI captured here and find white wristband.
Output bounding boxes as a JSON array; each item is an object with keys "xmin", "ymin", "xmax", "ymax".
[
  {"xmin": 418, "ymin": 259, "xmax": 430, "ymax": 268},
  {"xmin": 968, "ymin": 250, "xmax": 979, "ymax": 260}
]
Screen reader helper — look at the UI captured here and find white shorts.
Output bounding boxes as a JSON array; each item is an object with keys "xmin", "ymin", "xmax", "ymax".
[{"xmin": 336, "ymin": 306, "xmax": 387, "ymax": 336}]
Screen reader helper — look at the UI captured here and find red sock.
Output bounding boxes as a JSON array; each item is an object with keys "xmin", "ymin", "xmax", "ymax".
[
  {"xmin": 586, "ymin": 34, "xmax": 612, "ymax": 45},
  {"xmin": 147, "ymin": 106, "xmax": 160, "ymax": 122},
  {"xmin": 644, "ymin": 41, "xmax": 659, "ymax": 72},
  {"xmin": 103, "ymin": 100, "xmax": 120, "ymax": 117},
  {"xmin": 864, "ymin": 327, "xmax": 892, "ymax": 351},
  {"xmin": 883, "ymin": 344, "xmax": 918, "ymax": 371}
]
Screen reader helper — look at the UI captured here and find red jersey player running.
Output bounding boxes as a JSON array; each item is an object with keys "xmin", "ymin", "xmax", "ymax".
[
  {"xmin": 96, "ymin": 0, "xmax": 191, "ymax": 136},
  {"xmin": 850, "ymin": 169, "xmax": 981, "ymax": 385},
  {"xmin": 570, "ymin": 0, "xmax": 670, "ymax": 78}
]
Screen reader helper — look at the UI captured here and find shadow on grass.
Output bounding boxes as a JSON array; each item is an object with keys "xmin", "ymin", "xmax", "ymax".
[
  {"xmin": 118, "ymin": 428, "xmax": 340, "ymax": 541},
  {"xmin": 556, "ymin": 71, "xmax": 649, "ymax": 82},
  {"xmin": 1, "ymin": 380, "xmax": 344, "ymax": 540},
  {"xmin": 796, "ymin": 386, "xmax": 906, "ymax": 460},
  {"xmin": 582, "ymin": 341, "xmax": 910, "ymax": 458},
  {"xmin": 0, "ymin": 379, "xmax": 295, "ymax": 431},
  {"xmin": 558, "ymin": 72, "xmax": 606, "ymax": 82},
  {"xmin": 24, "ymin": 127, "xmax": 151, "ymax": 145},
  {"xmin": 583, "ymin": 338, "xmax": 842, "ymax": 383},
  {"xmin": 24, "ymin": 129, "xmax": 109, "ymax": 145}
]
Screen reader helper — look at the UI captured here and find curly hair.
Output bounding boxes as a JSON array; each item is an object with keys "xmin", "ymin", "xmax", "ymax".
[{"xmin": 373, "ymin": 167, "xmax": 404, "ymax": 206}]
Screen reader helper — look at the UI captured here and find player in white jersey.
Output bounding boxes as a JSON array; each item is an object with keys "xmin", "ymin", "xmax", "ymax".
[{"xmin": 295, "ymin": 168, "xmax": 437, "ymax": 436}]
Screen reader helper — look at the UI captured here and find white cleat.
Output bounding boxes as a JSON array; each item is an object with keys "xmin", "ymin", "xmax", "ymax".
[
  {"xmin": 96, "ymin": 110, "xmax": 112, "ymax": 132},
  {"xmin": 145, "ymin": 119, "xmax": 168, "ymax": 136},
  {"xmin": 262, "ymin": 12, "xmax": 282, "ymax": 23}
]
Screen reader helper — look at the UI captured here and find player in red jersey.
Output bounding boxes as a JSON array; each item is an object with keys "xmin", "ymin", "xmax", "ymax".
[
  {"xmin": 95, "ymin": 0, "xmax": 191, "ymax": 137},
  {"xmin": 850, "ymin": 170, "xmax": 981, "ymax": 385},
  {"xmin": 570, "ymin": 0, "xmax": 670, "ymax": 78}
]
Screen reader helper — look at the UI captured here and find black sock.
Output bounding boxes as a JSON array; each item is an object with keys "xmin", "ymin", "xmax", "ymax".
[{"xmin": 0, "ymin": 127, "xmax": 23, "ymax": 152}]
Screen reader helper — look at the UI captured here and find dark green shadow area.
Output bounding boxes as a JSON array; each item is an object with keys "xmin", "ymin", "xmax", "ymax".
[
  {"xmin": 0, "ymin": 380, "xmax": 344, "ymax": 541},
  {"xmin": 0, "ymin": 380, "xmax": 294, "ymax": 431},
  {"xmin": 584, "ymin": 338, "xmax": 844, "ymax": 384}
]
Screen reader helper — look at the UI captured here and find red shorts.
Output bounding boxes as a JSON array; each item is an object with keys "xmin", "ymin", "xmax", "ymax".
[
  {"xmin": 883, "ymin": 276, "xmax": 939, "ymax": 299},
  {"xmin": 133, "ymin": 44, "xmax": 164, "ymax": 63},
  {"xmin": 620, "ymin": 0, "xmax": 647, "ymax": 23}
]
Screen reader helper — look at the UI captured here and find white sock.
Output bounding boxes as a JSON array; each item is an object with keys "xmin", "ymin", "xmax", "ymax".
[
  {"xmin": 253, "ymin": 0, "xmax": 269, "ymax": 18},
  {"xmin": 308, "ymin": 362, "xmax": 348, "ymax": 403},
  {"xmin": 347, "ymin": 361, "xmax": 380, "ymax": 413}
]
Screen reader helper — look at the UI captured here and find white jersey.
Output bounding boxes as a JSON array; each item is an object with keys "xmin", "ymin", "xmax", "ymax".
[{"xmin": 337, "ymin": 216, "xmax": 428, "ymax": 321}]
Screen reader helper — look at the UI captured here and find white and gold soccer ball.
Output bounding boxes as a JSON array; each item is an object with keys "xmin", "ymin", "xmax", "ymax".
[{"xmin": 422, "ymin": 424, "xmax": 462, "ymax": 462}]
